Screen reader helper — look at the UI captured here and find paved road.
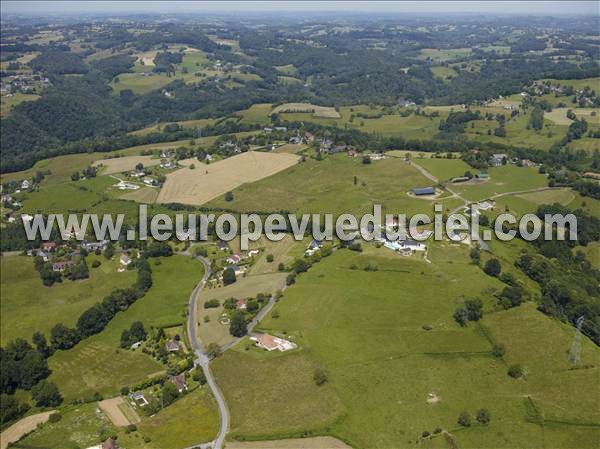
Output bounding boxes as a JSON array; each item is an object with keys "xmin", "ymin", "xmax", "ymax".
[{"xmin": 183, "ymin": 253, "xmax": 229, "ymax": 449}]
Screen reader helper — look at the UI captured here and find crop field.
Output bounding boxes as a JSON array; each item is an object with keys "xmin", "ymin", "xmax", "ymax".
[
  {"xmin": 213, "ymin": 247, "xmax": 600, "ymax": 448},
  {"xmin": 120, "ymin": 186, "xmax": 159, "ymax": 203},
  {"xmin": 11, "ymin": 403, "xmax": 117, "ymax": 449},
  {"xmin": 206, "ymin": 155, "xmax": 462, "ymax": 216},
  {"xmin": 0, "ymin": 254, "xmax": 136, "ymax": 343},
  {"xmin": 271, "ymin": 103, "xmax": 341, "ymax": 118},
  {"xmin": 157, "ymin": 151, "xmax": 300, "ymax": 206},
  {"xmin": 93, "ymin": 154, "xmax": 160, "ymax": 174},
  {"xmin": 452, "ymin": 165, "xmax": 548, "ymax": 202},
  {"xmin": 48, "ymin": 256, "xmax": 203, "ymax": 401},
  {"xmin": 197, "ymin": 272, "xmax": 287, "ymax": 348},
  {"xmin": 415, "ymin": 158, "xmax": 473, "ymax": 181}
]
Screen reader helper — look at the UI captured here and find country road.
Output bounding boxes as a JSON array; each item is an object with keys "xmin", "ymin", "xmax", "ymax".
[{"xmin": 183, "ymin": 253, "xmax": 229, "ymax": 449}]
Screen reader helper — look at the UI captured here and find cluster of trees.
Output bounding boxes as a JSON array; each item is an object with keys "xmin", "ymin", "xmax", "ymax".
[
  {"xmin": 573, "ymin": 179, "xmax": 600, "ymax": 200},
  {"xmin": 512, "ymin": 205, "xmax": 600, "ymax": 344},
  {"xmin": 120, "ymin": 321, "xmax": 147, "ymax": 348},
  {"xmin": 438, "ymin": 110, "xmax": 480, "ymax": 133},
  {"xmin": 153, "ymin": 51, "xmax": 183, "ymax": 75},
  {"xmin": 0, "ymin": 335, "xmax": 63, "ymax": 424},
  {"xmin": 453, "ymin": 299, "xmax": 483, "ymax": 326}
]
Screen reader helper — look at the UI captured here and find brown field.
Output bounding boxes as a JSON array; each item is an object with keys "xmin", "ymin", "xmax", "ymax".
[
  {"xmin": 93, "ymin": 155, "xmax": 160, "ymax": 174},
  {"xmin": 273, "ymin": 143, "xmax": 308, "ymax": 154},
  {"xmin": 0, "ymin": 411, "xmax": 55, "ymax": 449},
  {"xmin": 271, "ymin": 103, "xmax": 341, "ymax": 118},
  {"xmin": 226, "ymin": 437, "xmax": 352, "ymax": 449},
  {"xmin": 98, "ymin": 396, "xmax": 140, "ymax": 427},
  {"xmin": 157, "ymin": 151, "xmax": 299, "ymax": 206},
  {"xmin": 120, "ymin": 187, "xmax": 159, "ymax": 203}
]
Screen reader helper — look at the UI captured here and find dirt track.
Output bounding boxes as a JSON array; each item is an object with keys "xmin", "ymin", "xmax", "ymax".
[
  {"xmin": 0, "ymin": 411, "xmax": 55, "ymax": 449},
  {"xmin": 225, "ymin": 437, "xmax": 352, "ymax": 449}
]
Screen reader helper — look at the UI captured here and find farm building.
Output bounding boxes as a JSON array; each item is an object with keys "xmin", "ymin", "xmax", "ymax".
[
  {"xmin": 476, "ymin": 173, "xmax": 489, "ymax": 180},
  {"xmin": 52, "ymin": 261, "xmax": 73, "ymax": 272},
  {"xmin": 252, "ymin": 333, "xmax": 297, "ymax": 352},
  {"xmin": 490, "ymin": 154, "xmax": 508, "ymax": 166},
  {"xmin": 165, "ymin": 339, "xmax": 181, "ymax": 352},
  {"xmin": 236, "ymin": 298, "xmax": 248, "ymax": 310},
  {"xmin": 169, "ymin": 373, "xmax": 188, "ymax": 393},
  {"xmin": 412, "ymin": 187, "xmax": 436, "ymax": 196},
  {"xmin": 129, "ymin": 391, "xmax": 149, "ymax": 406}
]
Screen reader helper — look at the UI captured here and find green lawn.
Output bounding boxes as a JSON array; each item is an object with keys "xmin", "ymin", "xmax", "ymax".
[
  {"xmin": 0, "ymin": 254, "xmax": 136, "ymax": 343},
  {"xmin": 206, "ymin": 155, "xmax": 461, "ymax": 217},
  {"xmin": 48, "ymin": 255, "xmax": 203, "ymax": 401},
  {"xmin": 213, "ymin": 245, "xmax": 600, "ymax": 448}
]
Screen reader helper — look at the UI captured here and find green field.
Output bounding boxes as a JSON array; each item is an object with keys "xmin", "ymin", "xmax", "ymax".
[
  {"xmin": 452, "ymin": 165, "xmax": 548, "ymax": 202},
  {"xmin": 12, "ymin": 402, "xmax": 117, "ymax": 449},
  {"xmin": 48, "ymin": 255, "xmax": 203, "ymax": 401},
  {"xmin": 0, "ymin": 92, "xmax": 40, "ymax": 117},
  {"xmin": 206, "ymin": 155, "xmax": 462, "ymax": 216},
  {"xmin": 415, "ymin": 158, "xmax": 473, "ymax": 181},
  {"xmin": 430, "ymin": 66, "xmax": 458, "ymax": 79},
  {"xmin": 418, "ymin": 48, "xmax": 473, "ymax": 62},
  {"xmin": 127, "ymin": 388, "xmax": 220, "ymax": 449},
  {"xmin": 213, "ymin": 245, "xmax": 600, "ymax": 448},
  {"xmin": 0, "ymin": 254, "xmax": 136, "ymax": 343}
]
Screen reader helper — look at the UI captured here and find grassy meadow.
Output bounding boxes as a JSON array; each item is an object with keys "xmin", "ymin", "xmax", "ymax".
[
  {"xmin": 48, "ymin": 255, "xmax": 203, "ymax": 401},
  {"xmin": 0, "ymin": 254, "xmax": 136, "ymax": 343},
  {"xmin": 206, "ymin": 155, "xmax": 462, "ymax": 216},
  {"xmin": 213, "ymin": 245, "xmax": 600, "ymax": 448}
]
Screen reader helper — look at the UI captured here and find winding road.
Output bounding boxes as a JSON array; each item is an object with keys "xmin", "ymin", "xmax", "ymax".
[{"xmin": 184, "ymin": 253, "xmax": 229, "ymax": 449}]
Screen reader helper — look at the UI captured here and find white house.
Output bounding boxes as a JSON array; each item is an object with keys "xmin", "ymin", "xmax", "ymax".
[{"xmin": 251, "ymin": 334, "xmax": 297, "ymax": 352}]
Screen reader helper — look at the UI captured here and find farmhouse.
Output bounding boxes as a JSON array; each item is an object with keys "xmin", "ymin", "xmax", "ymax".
[
  {"xmin": 304, "ymin": 131, "xmax": 315, "ymax": 142},
  {"xmin": 169, "ymin": 373, "xmax": 188, "ymax": 393},
  {"xmin": 160, "ymin": 160, "xmax": 177, "ymax": 169},
  {"xmin": 490, "ymin": 153, "xmax": 508, "ymax": 166},
  {"xmin": 226, "ymin": 254, "xmax": 242, "ymax": 264},
  {"xmin": 115, "ymin": 180, "xmax": 139, "ymax": 190},
  {"xmin": 217, "ymin": 241, "xmax": 229, "ymax": 251},
  {"xmin": 252, "ymin": 333, "xmax": 297, "ymax": 352},
  {"xmin": 412, "ymin": 187, "xmax": 436, "ymax": 196},
  {"xmin": 120, "ymin": 253, "xmax": 131, "ymax": 266},
  {"xmin": 226, "ymin": 264, "xmax": 247, "ymax": 276},
  {"xmin": 236, "ymin": 298, "xmax": 248, "ymax": 310},
  {"xmin": 82, "ymin": 240, "xmax": 109, "ymax": 251},
  {"xmin": 130, "ymin": 391, "xmax": 149, "ymax": 407},
  {"xmin": 41, "ymin": 241, "xmax": 57, "ymax": 252},
  {"xmin": 165, "ymin": 339, "xmax": 181, "ymax": 352},
  {"xmin": 52, "ymin": 261, "xmax": 73, "ymax": 272},
  {"xmin": 402, "ymin": 239, "xmax": 426, "ymax": 251},
  {"xmin": 85, "ymin": 439, "xmax": 120, "ymax": 449},
  {"xmin": 20, "ymin": 179, "xmax": 30, "ymax": 190}
]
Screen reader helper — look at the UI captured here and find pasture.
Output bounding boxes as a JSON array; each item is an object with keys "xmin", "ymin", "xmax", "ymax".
[
  {"xmin": 0, "ymin": 254, "xmax": 136, "ymax": 343},
  {"xmin": 545, "ymin": 107, "xmax": 599, "ymax": 125},
  {"xmin": 271, "ymin": 103, "xmax": 341, "ymax": 118},
  {"xmin": 93, "ymin": 155, "xmax": 160, "ymax": 174},
  {"xmin": 10, "ymin": 403, "xmax": 116, "ymax": 449},
  {"xmin": 129, "ymin": 118, "xmax": 216, "ymax": 136},
  {"xmin": 214, "ymin": 246, "xmax": 600, "ymax": 448},
  {"xmin": 418, "ymin": 48, "xmax": 472, "ymax": 62},
  {"xmin": 415, "ymin": 158, "xmax": 473, "ymax": 181},
  {"xmin": 157, "ymin": 151, "xmax": 300, "ymax": 206},
  {"xmin": 120, "ymin": 187, "xmax": 159, "ymax": 203},
  {"xmin": 206, "ymin": 155, "xmax": 463, "ymax": 217},
  {"xmin": 452, "ymin": 165, "xmax": 548, "ymax": 202},
  {"xmin": 48, "ymin": 256, "xmax": 203, "ymax": 401},
  {"xmin": 126, "ymin": 388, "xmax": 219, "ymax": 449},
  {"xmin": 0, "ymin": 93, "xmax": 40, "ymax": 117}
]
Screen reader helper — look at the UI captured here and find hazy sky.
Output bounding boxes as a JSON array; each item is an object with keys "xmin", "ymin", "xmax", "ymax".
[{"xmin": 2, "ymin": 1, "xmax": 598, "ymax": 16}]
